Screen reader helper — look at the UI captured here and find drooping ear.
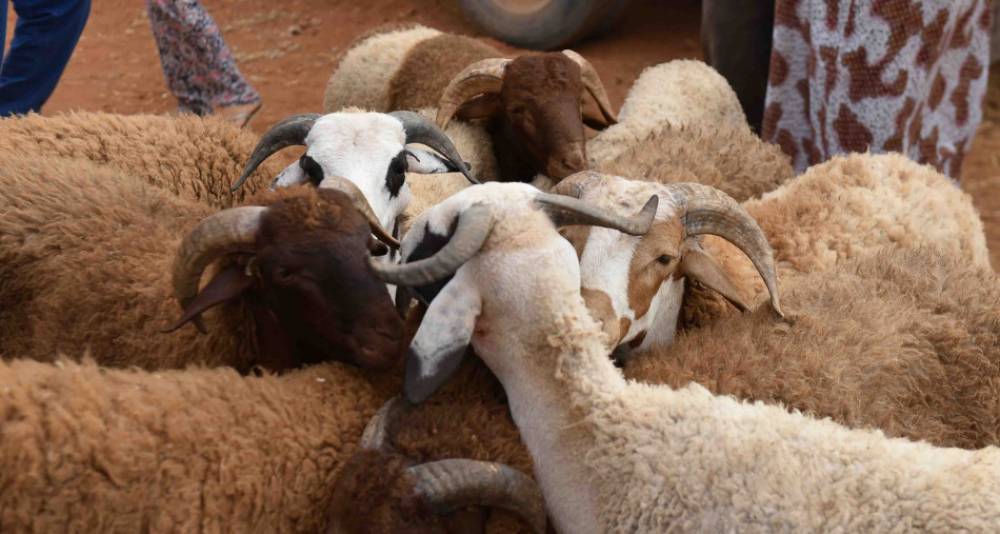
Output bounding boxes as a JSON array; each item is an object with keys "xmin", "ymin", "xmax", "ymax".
[
  {"xmin": 679, "ymin": 240, "xmax": 749, "ymax": 312},
  {"xmin": 403, "ymin": 269, "xmax": 481, "ymax": 404},
  {"xmin": 405, "ymin": 147, "xmax": 473, "ymax": 175},
  {"xmin": 581, "ymin": 98, "xmax": 613, "ymax": 130},
  {"xmin": 456, "ymin": 93, "xmax": 502, "ymax": 122},
  {"xmin": 162, "ymin": 265, "xmax": 255, "ymax": 333},
  {"xmin": 269, "ymin": 160, "xmax": 309, "ymax": 190}
]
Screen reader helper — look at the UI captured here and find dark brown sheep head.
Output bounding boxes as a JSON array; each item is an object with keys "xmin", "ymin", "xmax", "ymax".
[
  {"xmin": 166, "ymin": 186, "xmax": 405, "ymax": 372},
  {"xmin": 327, "ymin": 397, "xmax": 547, "ymax": 534},
  {"xmin": 436, "ymin": 50, "xmax": 617, "ymax": 182}
]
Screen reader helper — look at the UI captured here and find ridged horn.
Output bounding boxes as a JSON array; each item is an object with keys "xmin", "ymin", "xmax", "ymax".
[
  {"xmin": 436, "ymin": 58, "xmax": 509, "ymax": 130},
  {"xmin": 408, "ymin": 459, "xmax": 547, "ymax": 534},
  {"xmin": 171, "ymin": 206, "xmax": 268, "ymax": 329},
  {"xmin": 536, "ymin": 192, "xmax": 657, "ymax": 236},
  {"xmin": 371, "ymin": 203, "xmax": 494, "ymax": 287},
  {"xmin": 389, "ymin": 110, "xmax": 478, "ymax": 184},
  {"xmin": 319, "ymin": 176, "xmax": 399, "ymax": 249},
  {"xmin": 671, "ymin": 182, "xmax": 783, "ymax": 317},
  {"xmin": 230, "ymin": 113, "xmax": 320, "ymax": 192},
  {"xmin": 561, "ymin": 49, "xmax": 617, "ymax": 124},
  {"xmin": 360, "ymin": 396, "xmax": 409, "ymax": 452}
]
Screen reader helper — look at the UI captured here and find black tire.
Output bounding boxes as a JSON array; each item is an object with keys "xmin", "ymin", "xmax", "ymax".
[{"xmin": 459, "ymin": 0, "xmax": 632, "ymax": 50}]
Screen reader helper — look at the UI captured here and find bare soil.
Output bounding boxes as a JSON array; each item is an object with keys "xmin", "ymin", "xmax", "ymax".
[{"xmin": 9, "ymin": 0, "xmax": 999, "ymax": 267}]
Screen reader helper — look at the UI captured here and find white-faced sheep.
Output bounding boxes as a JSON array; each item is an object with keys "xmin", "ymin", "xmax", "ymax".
[
  {"xmin": 376, "ymin": 183, "xmax": 1000, "ymax": 533},
  {"xmin": 0, "ymin": 111, "xmax": 281, "ymax": 208},
  {"xmin": 555, "ymin": 153, "xmax": 990, "ymax": 354},
  {"xmin": 324, "ymin": 24, "xmax": 618, "ymax": 183},
  {"xmin": 0, "ymin": 154, "xmax": 404, "ymax": 372}
]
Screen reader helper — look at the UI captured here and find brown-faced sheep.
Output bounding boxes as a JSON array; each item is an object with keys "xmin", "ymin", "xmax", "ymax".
[
  {"xmin": 556, "ymin": 153, "xmax": 990, "ymax": 354},
  {"xmin": 0, "ymin": 111, "xmax": 280, "ymax": 208},
  {"xmin": 324, "ymin": 24, "xmax": 617, "ymax": 182},
  {"xmin": 328, "ymin": 396, "xmax": 546, "ymax": 534},
  {"xmin": 0, "ymin": 154, "xmax": 403, "ymax": 372}
]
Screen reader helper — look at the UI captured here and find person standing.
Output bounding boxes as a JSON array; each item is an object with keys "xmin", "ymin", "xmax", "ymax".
[
  {"xmin": 146, "ymin": 0, "xmax": 262, "ymax": 127},
  {"xmin": 0, "ymin": 0, "xmax": 92, "ymax": 116}
]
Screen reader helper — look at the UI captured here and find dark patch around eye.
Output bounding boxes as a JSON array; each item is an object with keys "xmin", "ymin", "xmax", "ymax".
[
  {"xmin": 657, "ymin": 255, "xmax": 673, "ymax": 265},
  {"xmin": 300, "ymin": 155, "xmax": 324, "ymax": 186},
  {"xmin": 385, "ymin": 151, "xmax": 407, "ymax": 197},
  {"xmin": 405, "ymin": 217, "xmax": 459, "ymax": 303}
]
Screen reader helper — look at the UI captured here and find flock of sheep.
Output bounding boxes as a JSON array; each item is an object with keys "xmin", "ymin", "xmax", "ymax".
[{"xmin": 0, "ymin": 22, "xmax": 998, "ymax": 533}]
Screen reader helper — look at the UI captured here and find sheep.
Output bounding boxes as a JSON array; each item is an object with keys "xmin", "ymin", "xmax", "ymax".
[
  {"xmin": 0, "ymin": 111, "xmax": 281, "ymax": 208},
  {"xmin": 374, "ymin": 184, "xmax": 1000, "ymax": 533},
  {"xmin": 324, "ymin": 24, "xmax": 618, "ymax": 182},
  {"xmin": 0, "ymin": 154, "xmax": 404, "ymax": 372},
  {"xmin": 586, "ymin": 59, "xmax": 752, "ymax": 167},
  {"xmin": 226, "ymin": 110, "xmax": 475, "ymax": 243},
  {"xmin": 328, "ymin": 396, "xmax": 546, "ymax": 534},
  {"xmin": 554, "ymin": 153, "xmax": 991, "ymax": 354}
]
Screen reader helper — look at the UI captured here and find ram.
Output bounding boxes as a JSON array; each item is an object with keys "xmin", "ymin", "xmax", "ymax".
[
  {"xmin": 323, "ymin": 24, "xmax": 617, "ymax": 183},
  {"xmin": 556, "ymin": 153, "xmax": 990, "ymax": 354},
  {"xmin": 377, "ymin": 184, "xmax": 1000, "ymax": 533},
  {"xmin": 0, "ymin": 154, "xmax": 403, "ymax": 372}
]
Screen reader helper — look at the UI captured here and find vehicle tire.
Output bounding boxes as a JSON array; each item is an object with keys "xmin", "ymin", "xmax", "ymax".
[{"xmin": 458, "ymin": 0, "xmax": 632, "ymax": 50}]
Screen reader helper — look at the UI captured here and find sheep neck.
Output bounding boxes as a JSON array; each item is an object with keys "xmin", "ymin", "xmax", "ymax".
[
  {"xmin": 482, "ymin": 300, "xmax": 626, "ymax": 534},
  {"xmin": 488, "ymin": 117, "xmax": 543, "ymax": 182}
]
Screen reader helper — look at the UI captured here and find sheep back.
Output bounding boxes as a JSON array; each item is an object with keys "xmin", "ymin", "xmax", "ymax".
[
  {"xmin": 324, "ymin": 24, "xmax": 442, "ymax": 113},
  {"xmin": 0, "ymin": 111, "xmax": 278, "ymax": 208},
  {"xmin": 0, "ymin": 358, "xmax": 381, "ymax": 533},
  {"xmin": 588, "ymin": 60, "xmax": 749, "ymax": 166},
  {"xmin": 388, "ymin": 33, "xmax": 502, "ymax": 111}
]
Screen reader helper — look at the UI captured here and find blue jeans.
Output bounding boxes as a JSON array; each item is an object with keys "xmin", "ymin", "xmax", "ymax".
[{"xmin": 0, "ymin": 0, "xmax": 91, "ymax": 116}]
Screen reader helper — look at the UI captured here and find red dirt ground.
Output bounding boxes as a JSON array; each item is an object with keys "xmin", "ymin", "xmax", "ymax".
[{"xmin": 8, "ymin": 0, "xmax": 999, "ymax": 267}]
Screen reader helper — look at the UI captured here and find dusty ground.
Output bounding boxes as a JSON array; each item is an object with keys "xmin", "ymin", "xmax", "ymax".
[{"xmin": 7, "ymin": 0, "xmax": 998, "ymax": 267}]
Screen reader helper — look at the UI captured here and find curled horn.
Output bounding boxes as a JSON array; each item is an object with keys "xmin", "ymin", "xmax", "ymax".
[
  {"xmin": 389, "ymin": 110, "xmax": 478, "ymax": 185},
  {"xmin": 371, "ymin": 203, "xmax": 494, "ymax": 287},
  {"xmin": 670, "ymin": 182, "xmax": 783, "ymax": 317},
  {"xmin": 171, "ymin": 206, "xmax": 268, "ymax": 331},
  {"xmin": 536, "ymin": 192, "xmax": 657, "ymax": 236},
  {"xmin": 408, "ymin": 460, "xmax": 547, "ymax": 534},
  {"xmin": 359, "ymin": 396, "xmax": 409, "ymax": 452},
  {"xmin": 318, "ymin": 176, "xmax": 400, "ymax": 248},
  {"xmin": 435, "ymin": 58, "xmax": 510, "ymax": 131},
  {"xmin": 561, "ymin": 49, "xmax": 617, "ymax": 125},
  {"xmin": 230, "ymin": 113, "xmax": 320, "ymax": 192}
]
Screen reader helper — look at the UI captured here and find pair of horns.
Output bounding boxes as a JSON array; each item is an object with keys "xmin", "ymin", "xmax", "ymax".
[
  {"xmin": 436, "ymin": 50, "xmax": 618, "ymax": 130},
  {"xmin": 372, "ymin": 193, "xmax": 657, "ymax": 288},
  {"xmin": 561, "ymin": 177, "xmax": 782, "ymax": 317},
  {"xmin": 360, "ymin": 397, "xmax": 547, "ymax": 533}
]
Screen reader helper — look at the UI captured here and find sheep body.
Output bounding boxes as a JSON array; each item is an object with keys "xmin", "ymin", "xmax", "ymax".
[
  {"xmin": 587, "ymin": 60, "xmax": 749, "ymax": 167},
  {"xmin": 0, "ymin": 357, "xmax": 382, "ymax": 533},
  {"xmin": 0, "ymin": 111, "xmax": 279, "ymax": 207}
]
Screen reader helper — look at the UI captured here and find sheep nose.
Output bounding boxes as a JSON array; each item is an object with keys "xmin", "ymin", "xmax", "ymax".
[{"xmin": 549, "ymin": 148, "xmax": 587, "ymax": 178}]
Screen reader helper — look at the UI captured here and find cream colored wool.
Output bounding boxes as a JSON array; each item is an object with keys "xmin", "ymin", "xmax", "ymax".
[
  {"xmin": 402, "ymin": 184, "xmax": 1000, "ymax": 533},
  {"xmin": 588, "ymin": 60, "xmax": 749, "ymax": 166},
  {"xmin": 0, "ymin": 111, "xmax": 277, "ymax": 208},
  {"xmin": 323, "ymin": 25, "xmax": 441, "ymax": 113}
]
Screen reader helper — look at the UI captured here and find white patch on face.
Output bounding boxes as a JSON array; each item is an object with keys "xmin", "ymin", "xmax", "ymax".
[
  {"xmin": 305, "ymin": 113, "xmax": 410, "ymax": 230},
  {"xmin": 578, "ymin": 226, "xmax": 640, "ymax": 335}
]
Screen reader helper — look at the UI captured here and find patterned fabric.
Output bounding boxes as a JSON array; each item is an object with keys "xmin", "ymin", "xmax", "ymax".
[
  {"xmin": 763, "ymin": 0, "xmax": 990, "ymax": 179},
  {"xmin": 146, "ymin": 0, "xmax": 260, "ymax": 115}
]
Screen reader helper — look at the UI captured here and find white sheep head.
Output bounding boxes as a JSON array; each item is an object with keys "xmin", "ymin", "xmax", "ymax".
[
  {"xmin": 370, "ymin": 182, "xmax": 657, "ymax": 402},
  {"xmin": 553, "ymin": 171, "xmax": 783, "ymax": 357},
  {"xmin": 230, "ymin": 111, "xmax": 477, "ymax": 240}
]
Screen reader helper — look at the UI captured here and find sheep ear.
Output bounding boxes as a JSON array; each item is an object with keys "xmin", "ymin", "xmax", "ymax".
[
  {"xmin": 456, "ymin": 93, "xmax": 501, "ymax": 122},
  {"xmin": 270, "ymin": 160, "xmax": 308, "ymax": 190},
  {"xmin": 403, "ymin": 270, "xmax": 481, "ymax": 404},
  {"xmin": 680, "ymin": 241, "xmax": 749, "ymax": 312},
  {"xmin": 163, "ymin": 265, "xmax": 254, "ymax": 333},
  {"xmin": 405, "ymin": 147, "xmax": 471, "ymax": 175}
]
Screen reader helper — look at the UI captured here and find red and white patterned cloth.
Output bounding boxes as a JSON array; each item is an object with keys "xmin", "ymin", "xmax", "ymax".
[{"xmin": 763, "ymin": 0, "xmax": 991, "ymax": 179}]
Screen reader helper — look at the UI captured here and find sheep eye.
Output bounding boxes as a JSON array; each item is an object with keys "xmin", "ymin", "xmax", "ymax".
[
  {"xmin": 385, "ymin": 152, "xmax": 407, "ymax": 198},
  {"xmin": 656, "ymin": 255, "xmax": 673, "ymax": 265},
  {"xmin": 300, "ymin": 155, "xmax": 324, "ymax": 186}
]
